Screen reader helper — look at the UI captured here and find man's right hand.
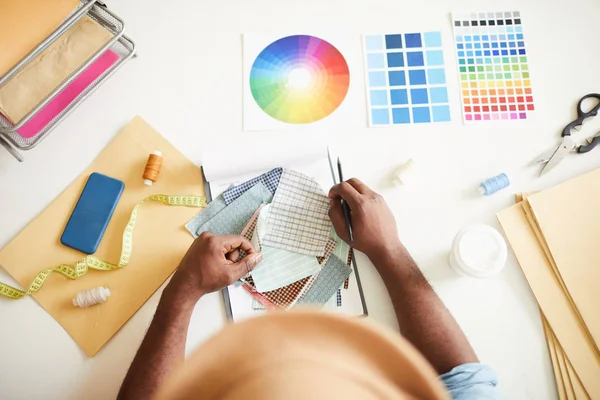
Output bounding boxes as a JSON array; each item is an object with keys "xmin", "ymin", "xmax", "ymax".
[{"xmin": 328, "ymin": 178, "xmax": 403, "ymax": 261}]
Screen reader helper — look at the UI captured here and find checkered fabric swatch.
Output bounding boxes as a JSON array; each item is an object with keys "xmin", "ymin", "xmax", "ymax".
[
  {"xmin": 330, "ymin": 227, "xmax": 353, "ymax": 289},
  {"xmin": 317, "ymin": 238, "xmax": 338, "ymax": 265},
  {"xmin": 195, "ymin": 183, "xmax": 272, "ymax": 236},
  {"xmin": 244, "ymin": 275, "xmax": 313, "ymax": 310},
  {"xmin": 336, "ymin": 289, "xmax": 342, "ymax": 306},
  {"xmin": 222, "ymin": 168, "xmax": 283, "ymax": 205},
  {"xmin": 239, "ymin": 218, "xmax": 337, "ymax": 308},
  {"xmin": 296, "ymin": 255, "xmax": 352, "ymax": 306},
  {"xmin": 236, "ymin": 204, "xmax": 265, "ymax": 262},
  {"xmin": 263, "ymin": 169, "xmax": 332, "ymax": 256},
  {"xmin": 344, "ymin": 249, "xmax": 353, "ymax": 289},
  {"xmin": 249, "ymin": 205, "xmax": 323, "ymax": 292},
  {"xmin": 240, "ymin": 204, "xmax": 263, "ymax": 241},
  {"xmin": 185, "ymin": 194, "xmax": 227, "ymax": 238}
]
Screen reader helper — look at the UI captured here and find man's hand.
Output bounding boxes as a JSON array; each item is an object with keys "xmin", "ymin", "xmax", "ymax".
[
  {"xmin": 167, "ymin": 232, "xmax": 262, "ymax": 302},
  {"xmin": 329, "ymin": 178, "xmax": 403, "ymax": 260},
  {"xmin": 119, "ymin": 232, "xmax": 262, "ymax": 400}
]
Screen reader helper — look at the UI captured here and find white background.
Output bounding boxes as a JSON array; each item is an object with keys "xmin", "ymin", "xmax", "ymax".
[{"xmin": 1, "ymin": 0, "xmax": 600, "ymax": 398}]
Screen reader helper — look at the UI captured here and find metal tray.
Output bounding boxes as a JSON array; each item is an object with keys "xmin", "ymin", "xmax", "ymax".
[{"xmin": 0, "ymin": 1, "xmax": 135, "ymax": 161}]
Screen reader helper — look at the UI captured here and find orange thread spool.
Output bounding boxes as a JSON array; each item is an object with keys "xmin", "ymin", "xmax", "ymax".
[{"xmin": 143, "ymin": 150, "xmax": 163, "ymax": 186}]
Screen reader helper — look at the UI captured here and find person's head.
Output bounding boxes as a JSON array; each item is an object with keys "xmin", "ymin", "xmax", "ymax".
[{"xmin": 155, "ymin": 311, "xmax": 449, "ymax": 400}]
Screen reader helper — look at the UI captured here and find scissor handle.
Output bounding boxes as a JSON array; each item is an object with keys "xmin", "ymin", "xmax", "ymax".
[
  {"xmin": 562, "ymin": 93, "xmax": 600, "ymax": 137},
  {"xmin": 577, "ymin": 134, "xmax": 600, "ymax": 154}
]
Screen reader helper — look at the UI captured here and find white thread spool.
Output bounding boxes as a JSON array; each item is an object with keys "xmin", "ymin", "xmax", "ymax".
[
  {"xmin": 72, "ymin": 286, "xmax": 111, "ymax": 308},
  {"xmin": 449, "ymin": 225, "xmax": 507, "ymax": 278},
  {"xmin": 391, "ymin": 159, "xmax": 416, "ymax": 186}
]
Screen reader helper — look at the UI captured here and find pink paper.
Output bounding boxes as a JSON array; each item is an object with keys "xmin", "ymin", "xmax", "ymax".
[{"xmin": 15, "ymin": 50, "xmax": 119, "ymax": 139}]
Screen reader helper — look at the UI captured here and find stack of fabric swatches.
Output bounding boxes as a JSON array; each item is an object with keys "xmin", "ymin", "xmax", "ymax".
[
  {"xmin": 497, "ymin": 169, "xmax": 600, "ymax": 399},
  {"xmin": 186, "ymin": 168, "xmax": 353, "ymax": 310}
]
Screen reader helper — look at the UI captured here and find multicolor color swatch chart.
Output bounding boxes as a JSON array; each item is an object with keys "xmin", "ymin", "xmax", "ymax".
[
  {"xmin": 452, "ymin": 11, "xmax": 534, "ymax": 122},
  {"xmin": 249, "ymin": 35, "xmax": 350, "ymax": 125},
  {"xmin": 363, "ymin": 32, "xmax": 450, "ymax": 126}
]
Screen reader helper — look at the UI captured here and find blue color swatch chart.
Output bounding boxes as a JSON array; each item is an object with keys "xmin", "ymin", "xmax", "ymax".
[{"xmin": 363, "ymin": 32, "xmax": 450, "ymax": 126}]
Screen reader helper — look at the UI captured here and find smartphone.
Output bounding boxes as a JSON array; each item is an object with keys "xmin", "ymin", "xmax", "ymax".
[{"xmin": 61, "ymin": 172, "xmax": 125, "ymax": 254}]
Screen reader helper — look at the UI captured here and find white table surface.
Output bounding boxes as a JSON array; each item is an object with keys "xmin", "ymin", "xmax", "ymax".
[{"xmin": 2, "ymin": 0, "xmax": 600, "ymax": 398}]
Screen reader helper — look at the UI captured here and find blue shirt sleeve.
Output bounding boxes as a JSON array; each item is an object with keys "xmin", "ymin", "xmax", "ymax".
[{"xmin": 439, "ymin": 363, "xmax": 501, "ymax": 400}]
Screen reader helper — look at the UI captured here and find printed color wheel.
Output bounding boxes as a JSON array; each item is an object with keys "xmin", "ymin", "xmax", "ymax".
[{"xmin": 250, "ymin": 35, "xmax": 350, "ymax": 124}]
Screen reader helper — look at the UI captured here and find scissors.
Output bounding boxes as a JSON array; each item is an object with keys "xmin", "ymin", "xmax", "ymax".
[{"xmin": 536, "ymin": 93, "xmax": 600, "ymax": 177}]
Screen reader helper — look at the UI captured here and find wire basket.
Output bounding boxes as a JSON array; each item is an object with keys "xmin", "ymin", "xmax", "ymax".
[{"xmin": 0, "ymin": 0, "xmax": 135, "ymax": 161}]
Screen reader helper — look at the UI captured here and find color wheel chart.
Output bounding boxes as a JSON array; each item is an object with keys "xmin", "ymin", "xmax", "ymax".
[
  {"xmin": 452, "ymin": 11, "xmax": 535, "ymax": 122},
  {"xmin": 248, "ymin": 35, "xmax": 350, "ymax": 126}
]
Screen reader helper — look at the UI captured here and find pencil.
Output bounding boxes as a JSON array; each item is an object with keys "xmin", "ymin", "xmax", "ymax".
[{"xmin": 337, "ymin": 158, "xmax": 354, "ymax": 242}]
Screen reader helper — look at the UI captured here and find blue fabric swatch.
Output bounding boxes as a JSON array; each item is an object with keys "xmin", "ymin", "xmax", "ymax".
[
  {"xmin": 195, "ymin": 183, "xmax": 273, "ymax": 237},
  {"xmin": 296, "ymin": 255, "xmax": 352, "ymax": 305},
  {"xmin": 222, "ymin": 168, "xmax": 282, "ymax": 205},
  {"xmin": 185, "ymin": 194, "xmax": 227, "ymax": 238}
]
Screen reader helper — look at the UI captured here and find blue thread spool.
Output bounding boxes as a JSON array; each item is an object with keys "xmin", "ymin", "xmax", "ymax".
[{"xmin": 478, "ymin": 173, "xmax": 510, "ymax": 196}]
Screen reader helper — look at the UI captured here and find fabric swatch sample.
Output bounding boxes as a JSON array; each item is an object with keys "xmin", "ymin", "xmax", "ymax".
[
  {"xmin": 263, "ymin": 169, "xmax": 332, "ymax": 256},
  {"xmin": 330, "ymin": 228, "xmax": 353, "ymax": 288},
  {"xmin": 250, "ymin": 205, "xmax": 322, "ymax": 292},
  {"xmin": 296, "ymin": 255, "xmax": 352, "ymax": 305},
  {"xmin": 244, "ymin": 275, "xmax": 313, "ymax": 310},
  {"xmin": 239, "ymin": 212, "xmax": 334, "ymax": 307},
  {"xmin": 242, "ymin": 284, "xmax": 277, "ymax": 310},
  {"xmin": 237, "ymin": 204, "xmax": 265, "ymax": 261},
  {"xmin": 240, "ymin": 204, "xmax": 264, "ymax": 240},
  {"xmin": 0, "ymin": 15, "xmax": 113, "ymax": 123},
  {"xmin": 222, "ymin": 168, "xmax": 283, "ymax": 205},
  {"xmin": 252, "ymin": 297, "xmax": 266, "ymax": 311},
  {"xmin": 185, "ymin": 194, "xmax": 227, "ymax": 238},
  {"xmin": 195, "ymin": 183, "xmax": 273, "ymax": 236},
  {"xmin": 262, "ymin": 276, "xmax": 312, "ymax": 309},
  {"xmin": 252, "ymin": 246, "xmax": 321, "ymax": 292},
  {"xmin": 331, "ymin": 228, "xmax": 352, "ymax": 264},
  {"xmin": 317, "ymin": 238, "xmax": 338, "ymax": 265},
  {"xmin": 17, "ymin": 49, "xmax": 119, "ymax": 139}
]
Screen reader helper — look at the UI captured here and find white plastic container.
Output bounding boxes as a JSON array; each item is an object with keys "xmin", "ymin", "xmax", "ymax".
[{"xmin": 449, "ymin": 225, "xmax": 507, "ymax": 278}]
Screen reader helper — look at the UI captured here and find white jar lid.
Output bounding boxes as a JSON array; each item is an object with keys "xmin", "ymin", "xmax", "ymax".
[{"xmin": 449, "ymin": 224, "xmax": 507, "ymax": 278}]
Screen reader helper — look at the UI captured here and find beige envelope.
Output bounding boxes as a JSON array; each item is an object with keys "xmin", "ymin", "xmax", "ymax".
[
  {"xmin": 0, "ymin": 0, "xmax": 79, "ymax": 76},
  {"xmin": 0, "ymin": 14, "xmax": 112, "ymax": 123},
  {"xmin": 542, "ymin": 316, "xmax": 590, "ymax": 399},
  {"xmin": 497, "ymin": 203, "xmax": 600, "ymax": 397},
  {"xmin": 527, "ymin": 169, "xmax": 600, "ymax": 350},
  {"xmin": 0, "ymin": 117, "xmax": 205, "ymax": 356}
]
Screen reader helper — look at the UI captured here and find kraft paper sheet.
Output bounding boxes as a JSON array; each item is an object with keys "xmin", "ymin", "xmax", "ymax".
[
  {"xmin": 0, "ymin": 15, "xmax": 112, "ymax": 123},
  {"xmin": 0, "ymin": 0, "xmax": 79, "ymax": 76},
  {"xmin": 0, "ymin": 116, "xmax": 205, "ymax": 356}
]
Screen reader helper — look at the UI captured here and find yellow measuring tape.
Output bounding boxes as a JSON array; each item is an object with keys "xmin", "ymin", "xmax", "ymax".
[{"xmin": 0, "ymin": 194, "xmax": 206, "ymax": 300}]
